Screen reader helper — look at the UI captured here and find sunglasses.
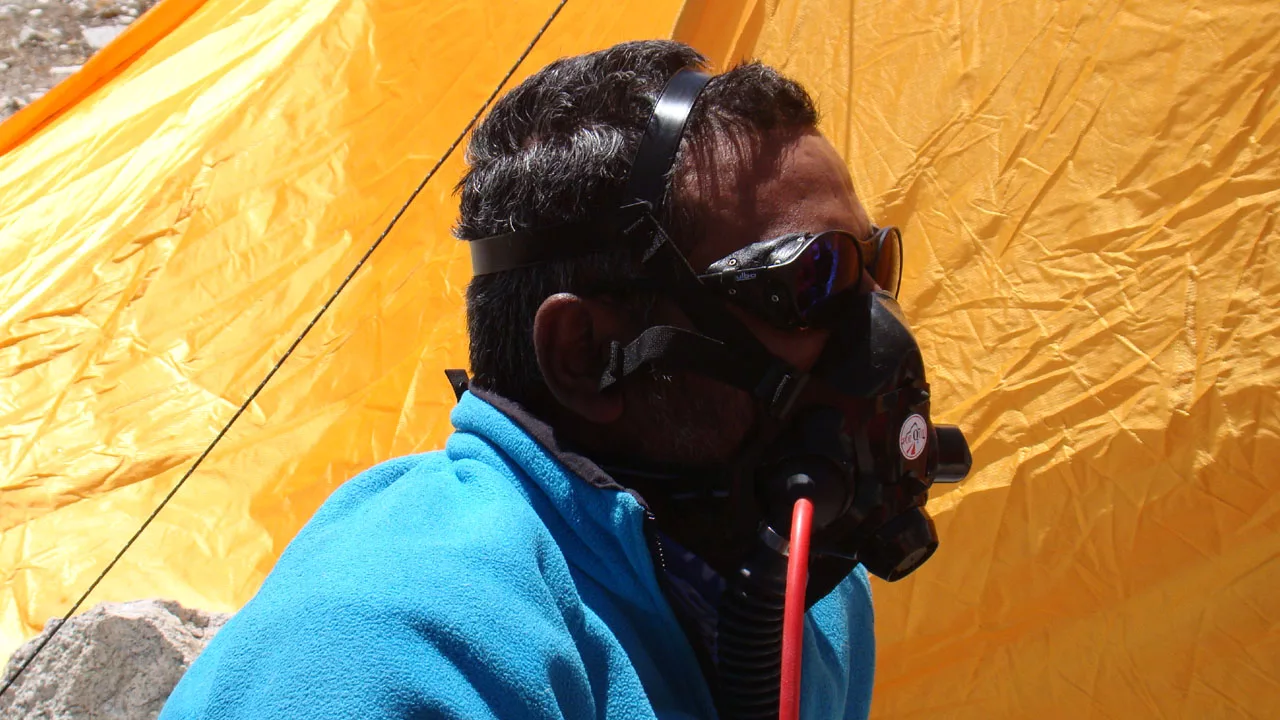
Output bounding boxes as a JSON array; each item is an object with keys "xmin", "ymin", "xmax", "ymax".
[{"xmin": 697, "ymin": 226, "xmax": 903, "ymax": 330}]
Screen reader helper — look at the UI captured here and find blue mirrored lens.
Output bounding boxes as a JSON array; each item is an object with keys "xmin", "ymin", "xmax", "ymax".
[{"xmin": 794, "ymin": 233, "xmax": 858, "ymax": 316}]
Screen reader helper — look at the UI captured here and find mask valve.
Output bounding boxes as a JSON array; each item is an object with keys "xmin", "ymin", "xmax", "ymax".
[{"xmin": 932, "ymin": 424, "xmax": 973, "ymax": 483}]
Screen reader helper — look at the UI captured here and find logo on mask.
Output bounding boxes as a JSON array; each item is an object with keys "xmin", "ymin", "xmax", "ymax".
[{"xmin": 899, "ymin": 414, "xmax": 927, "ymax": 460}]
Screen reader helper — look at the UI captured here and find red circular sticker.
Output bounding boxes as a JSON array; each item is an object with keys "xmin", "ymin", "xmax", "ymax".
[{"xmin": 899, "ymin": 414, "xmax": 927, "ymax": 460}]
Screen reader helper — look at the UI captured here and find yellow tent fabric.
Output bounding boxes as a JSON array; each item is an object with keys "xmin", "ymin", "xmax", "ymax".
[
  {"xmin": 2, "ymin": 0, "xmax": 1277, "ymax": 717},
  {"xmin": 0, "ymin": 0, "xmax": 207, "ymax": 156}
]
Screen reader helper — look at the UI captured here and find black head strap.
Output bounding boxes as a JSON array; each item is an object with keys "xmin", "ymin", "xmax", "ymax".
[
  {"xmin": 469, "ymin": 218, "xmax": 616, "ymax": 276},
  {"xmin": 598, "ymin": 325, "xmax": 808, "ymax": 418},
  {"xmin": 468, "ymin": 70, "xmax": 712, "ymax": 276},
  {"xmin": 624, "ymin": 69, "xmax": 712, "ymax": 213}
]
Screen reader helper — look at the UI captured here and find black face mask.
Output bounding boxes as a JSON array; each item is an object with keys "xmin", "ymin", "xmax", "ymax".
[
  {"xmin": 625, "ymin": 234, "xmax": 969, "ymax": 591},
  {"xmin": 755, "ymin": 289, "xmax": 962, "ymax": 584}
]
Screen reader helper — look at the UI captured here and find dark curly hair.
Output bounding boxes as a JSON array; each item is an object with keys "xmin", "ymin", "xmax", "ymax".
[{"xmin": 455, "ymin": 39, "xmax": 818, "ymax": 407}]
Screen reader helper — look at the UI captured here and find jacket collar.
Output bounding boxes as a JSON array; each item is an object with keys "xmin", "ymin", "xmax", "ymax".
[
  {"xmin": 466, "ymin": 387, "xmax": 626, "ymax": 492},
  {"xmin": 446, "ymin": 389, "xmax": 720, "ymax": 717},
  {"xmin": 446, "ymin": 389, "xmax": 656, "ymax": 591}
]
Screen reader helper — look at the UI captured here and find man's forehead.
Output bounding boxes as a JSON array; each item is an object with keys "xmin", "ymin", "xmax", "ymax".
[{"xmin": 682, "ymin": 129, "xmax": 872, "ymax": 270}]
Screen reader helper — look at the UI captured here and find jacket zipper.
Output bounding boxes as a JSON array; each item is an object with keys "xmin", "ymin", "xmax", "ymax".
[{"xmin": 646, "ymin": 510, "xmax": 669, "ymax": 573}]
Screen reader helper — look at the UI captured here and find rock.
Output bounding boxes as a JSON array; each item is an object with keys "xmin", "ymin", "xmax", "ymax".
[
  {"xmin": 15, "ymin": 26, "xmax": 43, "ymax": 48},
  {"xmin": 82, "ymin": 24, "xmax": 128, "ymax": 50},
  {"xmin": 0, "ymin": 599, "xmax": 231, "ymax": 720},
  {"xmin": 27, "ymin": 7, "xmax": 41, "ymax": 17},
  {"xmin": 51, "ymin": 65, "xmax": 82, "ymax": 76}
]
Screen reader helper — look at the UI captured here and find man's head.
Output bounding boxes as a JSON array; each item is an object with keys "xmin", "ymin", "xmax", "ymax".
[{"xmin": 457, "ymin": 40, "xmax": 872, "ymax": 468}]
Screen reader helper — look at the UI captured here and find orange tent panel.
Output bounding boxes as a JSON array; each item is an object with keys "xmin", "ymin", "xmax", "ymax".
[{"xmin": 2, "ymin": 0, "xmax": 1276, "ymax": 716}]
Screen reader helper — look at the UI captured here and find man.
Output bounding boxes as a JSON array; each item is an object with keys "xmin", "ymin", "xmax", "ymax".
[{"xmin": 162, "ymin": 39, "xmax": 949, "ymax": 719}]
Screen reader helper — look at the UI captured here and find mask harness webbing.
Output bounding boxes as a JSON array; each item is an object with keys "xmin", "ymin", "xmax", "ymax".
[
  {"xmin": 467, "ymin": 71, "xmax": 808, "ymax": 420},
  {"xmin": 616, "ymin": 69, "xmax": 815, "ymax": 720},
  {"xmin": 470, "ymin": 68, "xmax": 815, "ymax": 720}
]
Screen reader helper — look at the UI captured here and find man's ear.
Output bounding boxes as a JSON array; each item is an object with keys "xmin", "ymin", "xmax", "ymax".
[{"xmin": 533, "ymin": 293, "xmax": 626, "ymax": 424}]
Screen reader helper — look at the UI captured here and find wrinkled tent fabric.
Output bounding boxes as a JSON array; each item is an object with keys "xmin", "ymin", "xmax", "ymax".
[{"xmin": 1, "ymin": 0, "xmax": 1276, "ymax": 716}]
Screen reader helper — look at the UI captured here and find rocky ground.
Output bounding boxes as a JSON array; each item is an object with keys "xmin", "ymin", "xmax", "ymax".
[
  {"xmin": 0, "ymin": 0, "xmax": 159, "ymax": 120},
  {"xmin": 0, "ymin": 600, "xmax": 229, "ymax": 719}
]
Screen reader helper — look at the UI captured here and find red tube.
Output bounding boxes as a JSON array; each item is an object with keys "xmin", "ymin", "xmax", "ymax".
[{"xmin": 780, "ymin": 497, "xmax": 814, "ymax": 720}]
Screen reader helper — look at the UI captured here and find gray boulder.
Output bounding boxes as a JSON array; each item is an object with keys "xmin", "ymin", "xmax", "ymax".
[{"xmin": 0, "ymin": 599, "xmax": 230, "ymax": 720}]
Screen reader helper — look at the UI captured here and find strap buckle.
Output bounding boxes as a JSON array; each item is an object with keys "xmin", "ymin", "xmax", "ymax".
[
  {"xmin": 443, "ymin": 369, "xmax": 470, "ymax": 402},
  {"xmin": 758, "ymin": 366, "xmax": 808, "ymax": 419}
]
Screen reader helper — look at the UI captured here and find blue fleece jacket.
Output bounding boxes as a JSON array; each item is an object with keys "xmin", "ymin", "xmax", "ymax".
[{"xmin": 161, "ymin": 392, "xmax": 875, "ymax": 719}]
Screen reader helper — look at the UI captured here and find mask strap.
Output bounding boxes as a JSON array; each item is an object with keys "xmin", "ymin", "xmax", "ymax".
[
  {"xmin": 604, "ymin": 70, "xmax": 809, "ymax": 415},
  {"xmin": 623, "ymin": 69, "xmax": 711, "ymax": 211},
  {"xmin": 467, "ymin": 69, "xmax": 713, "ymax": 276},
  {"xmin": 599, "ymin": 324, "xmax": 808, "ymax": 418},
  {"xmin": 604, "ymin": 214, "xmax": 806, "ymax": 416},
  {"xmin": 469, "ymin": 218, "xmax": 617, "ymax": 276}
]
